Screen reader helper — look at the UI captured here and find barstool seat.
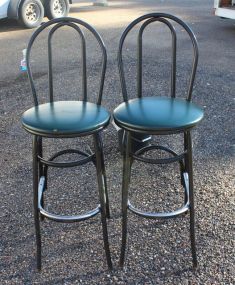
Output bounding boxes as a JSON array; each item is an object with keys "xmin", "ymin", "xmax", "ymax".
[
  {"xmin": 22, "ymin": 101, "xmax": 110, "ymax": 137},
  {"xmin": 114, "ymin": 97, "xmax": 204, "ymax": 134}
]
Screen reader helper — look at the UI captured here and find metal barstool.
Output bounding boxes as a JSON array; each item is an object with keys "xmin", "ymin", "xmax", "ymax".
[
  {"xmin": 21, "ymin": 17, "xmax": 112, "ymax": 270},
  {"xmin": 113, "ymin": 13, "xmax": 204, "ymax": 268}
]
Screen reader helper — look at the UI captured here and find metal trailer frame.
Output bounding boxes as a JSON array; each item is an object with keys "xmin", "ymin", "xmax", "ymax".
[
  {"xmin": 214, "ymin": 0, "xmax": 235, "ymax": 20},
  {"xmin": 6, "ymin": 0, "xmax": 72, "ymax": 20}
]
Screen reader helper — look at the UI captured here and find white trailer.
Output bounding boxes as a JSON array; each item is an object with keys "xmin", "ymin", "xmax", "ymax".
[
  {"xmin": 214, "ymin": 0, "xmax": 235, "ymax": 19},
  {"xmin": 0, "ymin": 0, "xmax": 72, "ymax": 28}
]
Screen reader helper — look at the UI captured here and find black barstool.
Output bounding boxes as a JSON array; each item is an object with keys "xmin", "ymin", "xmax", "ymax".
[
  {"xmin": 21, "ymin": 17, "xmax": 112, "ymax": 270},
  {"xmin": 113, "ymin": 13, "xmax": 204, "ymax": 268}
]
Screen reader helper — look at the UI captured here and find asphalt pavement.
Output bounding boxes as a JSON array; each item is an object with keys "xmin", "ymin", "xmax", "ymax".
[{"xmin": 0, "ymin": 0, "xmax": 234, "ymax": 284}]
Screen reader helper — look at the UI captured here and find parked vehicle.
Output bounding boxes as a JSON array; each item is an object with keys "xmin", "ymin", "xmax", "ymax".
[
  {"xmin": 214, "ymin": 0, "xmax": 235, "ymax": 20},
  {"xmin": 0, "ymin": 0, "xmax": 72, "ymax": 28}
]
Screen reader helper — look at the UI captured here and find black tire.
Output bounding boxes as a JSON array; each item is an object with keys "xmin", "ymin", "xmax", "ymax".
[
  {"xmin": 18, "ymin": 0, "xmax": 44, "ymax": 29},
  {"xmin": 45, "ymin": 0, "xmax": 70, "ymax": 20}
]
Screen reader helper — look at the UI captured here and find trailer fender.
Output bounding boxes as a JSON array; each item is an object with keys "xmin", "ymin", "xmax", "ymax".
[
  {"xmin": 7, "ymin": 0, "xmax": 22, "ymax": 19},
  {"xmin": 7, "ymin": 0, "xmax": 72, "ymax": 19}
]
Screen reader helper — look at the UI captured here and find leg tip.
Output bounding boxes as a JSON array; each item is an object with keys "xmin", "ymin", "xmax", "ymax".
[
  {"xmin": 192, "ymin": 260, "xmax": 198, "ymax": 271},
  {"xmin": 105, "ymin": 206, "xmax": 111, "ymax": 219},
  {"xmin": 36, "ymin": 257, "xmax": 42, "ymax": 271},
  {"xmin": 119, "ymin": 259, "xmax": 125, "ymax": 269},
  {"xmin": 37, "ymin": 264, "xmax": 42, "ymax": 271}
]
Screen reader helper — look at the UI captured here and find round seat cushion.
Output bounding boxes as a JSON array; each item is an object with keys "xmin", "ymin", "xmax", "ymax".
[
  {"xmin": 113, "ymin": 97, "xmax": 204, "ymax": 134},
  {"xmin": 22, "ymin": 101, "xmax": 110, "ymax": 137}
]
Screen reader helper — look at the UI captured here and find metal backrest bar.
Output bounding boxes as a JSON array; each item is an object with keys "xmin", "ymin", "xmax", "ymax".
[
  {"xmin": 118, "ymin": 13, "xmax": 198, "ymax": 102},
  {"xmin": 26, "ymin": 17, "xmax": 107, "ymax": 106},
  {"xmin": 48, "ymin": 22, "xmax": 87, "ymax": 102},
  {"xmin": 138, "ymin": 17, "xmax": 177, "ymax": 98}
]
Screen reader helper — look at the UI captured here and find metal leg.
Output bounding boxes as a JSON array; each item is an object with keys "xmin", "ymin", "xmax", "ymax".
[
  {"xmin": 100, "ymin": 138, "xmax": 111, "ymax": 219},
  {"xmin": 37, "ymin": 137, "xmax": 43, "ymax": 177},
  {"xmin": 44, "ymin": 165, "xmax": 48, "ymax": 191},
  {"xmin": 33, "ymin": 135, "xmax": 42, "ymax": 270},
  {"xmin": 185, "ymin": 131, "xmax": 197, "ymax": 268},
  {"xmin": 93, "ymin": 133, "xmax": 112, "ymax": 270},
  {"xmin": 37, "ymin": 137, "xmax": 45, "ymax": 222},
  {"xmin": 183, "ymin": 132, "xmax": 188, "ymax": 205},
  {"xmin": 119, "ymin": 131, "xmax": 132, "ymax": 268}
]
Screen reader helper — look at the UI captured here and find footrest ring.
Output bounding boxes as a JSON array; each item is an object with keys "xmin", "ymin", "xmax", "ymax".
[
  {"xmin": 38, "ymin": 176, "xmax": 101, "ymax": 223},
  {"xmin": 128, "ymin": 200, "xmax": 189, "ymax": 219}
]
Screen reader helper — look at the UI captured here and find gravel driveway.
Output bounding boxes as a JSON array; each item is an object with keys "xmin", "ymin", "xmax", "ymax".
[{"xmin": 0, "ymin": 0, "xmax": 234, "ymax": 284}]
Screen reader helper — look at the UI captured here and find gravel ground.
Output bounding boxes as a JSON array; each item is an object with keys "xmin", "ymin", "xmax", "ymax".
[{"xmin": 0, "ymin": 0, "xmax": 234, "ymax": 284}]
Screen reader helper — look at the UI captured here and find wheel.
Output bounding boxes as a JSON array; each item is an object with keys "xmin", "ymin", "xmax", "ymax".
[
  {"xmin": 45, "ymin": 0, "xmax": 70, "ymax": 20},
  {"xmin": 18, "ymin": 0, "xmax": 44, "ymax": 29}
]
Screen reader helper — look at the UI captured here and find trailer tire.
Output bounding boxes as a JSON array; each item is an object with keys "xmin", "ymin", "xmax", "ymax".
[
  {"xmin": 45, "ymin": 0, "xmax": 70, "ymax": 20},
  {"xmin": 18, "ymin": 0, "xmax": 44, "ymax": 29}
]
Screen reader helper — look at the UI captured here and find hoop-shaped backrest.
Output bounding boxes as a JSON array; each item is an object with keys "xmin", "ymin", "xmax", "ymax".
[
  {"xmin": 118, "ymin": 13, "xmax": 199, "ymax": 102},
  {"xmin": 26, "ymin": 17, "xmax": 107, "ymax": 106}
]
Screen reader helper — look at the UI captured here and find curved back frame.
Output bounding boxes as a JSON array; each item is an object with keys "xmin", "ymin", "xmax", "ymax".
[
  {"xmin": 118, "ymin": 13, "xmax": 199, "ymax": 102},
  {"xmin": 26, "ymin": 17, "xmax": 107, "ymax": 106}
]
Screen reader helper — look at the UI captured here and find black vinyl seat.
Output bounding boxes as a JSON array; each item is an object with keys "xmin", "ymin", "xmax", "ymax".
[
  {"xmin": 113, "ymin": 13, "xmax": 204, "ymax": 269},
  {"xmin": 22, "ymin": 101, "xmax": 110, "ymax": 137},
  {"xmin": 21, "ymin": 17, "xmax": 112, "ymax": 271},
  {"xmin": 114, "ymin": 97, "xmax": 204, "ymax": 134}
]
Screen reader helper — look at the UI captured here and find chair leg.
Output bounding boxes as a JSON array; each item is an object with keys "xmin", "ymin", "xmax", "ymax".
[
  {"xmin": 185, "ymin": 131, "xmax": 198, "ymax": 268},
  {"xmin": 37, "ymin": 137, "xmax": 45, "ymax": 222},
  {"xmin": 100, "ymin": 139, "xmax": 111, "ymax": 219},
  {"xmin": 119, "ymin": 131, "xmax": 132, "ymax": 268},
  {"xmin": 37, "ymin": 137, "xmax": 43, "ymax": 176},
  {"xmin": 43, "ymin": 165, "xmax": 48, "ymax": 190},
  {"xmin": 93, "ymin": 133, "xmax": 112, "ymax": 270},
  {"xmin": 33, "ymin": 136, "xmax": 42, "ymax": 270},
  {"xmin": 183, "ymin": 132, "xmax": 188, "ymax": 205}
]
